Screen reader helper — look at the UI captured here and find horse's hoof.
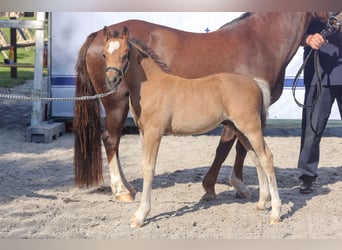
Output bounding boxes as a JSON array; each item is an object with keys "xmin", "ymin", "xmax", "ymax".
[
  {"xmin": 130, "ymin": 215, "xmax": 144, "ymax": 228},
  {"xmin": 128, "ymin": 187, "xmax": 137, "ymax": 197},
  {"xmin": 235, "ymin": 189, "xmax": 252, "ymax": 199},
  {"xmin": 116, "ymin": 193, "xmax": 135, "ymax": 202},
  {"xmin": 269, "ymin": 217, "xmax": 281, "ymax": 224},
  {"xmin": 201, "ymin": 192, "xmax": 217, "ymax": 201}
]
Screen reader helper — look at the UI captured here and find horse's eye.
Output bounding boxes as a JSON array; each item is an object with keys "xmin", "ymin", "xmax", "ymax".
[
  {"xmin": 102, "ymin": 54, "xmax": 106, "ymax": 59},
  {"xmin": 123, "ymin": 54, "xmax": 129, "ymax": 61}
]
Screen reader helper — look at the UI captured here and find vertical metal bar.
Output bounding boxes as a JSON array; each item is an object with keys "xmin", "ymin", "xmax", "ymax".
[
  {"xmin": 46, "ymin": 12, "xmax": 52, "ymax": 120},
  {"xmin": 10, "ymin": 16, "xmax": 17, "ymax": 78},
  {"xmin": 30, "ymin": 12, "xmax": 45, "ymax": 126}
]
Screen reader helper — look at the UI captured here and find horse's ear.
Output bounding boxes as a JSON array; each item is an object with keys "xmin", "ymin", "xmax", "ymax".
[
  {"xmin": 103, "ymin": 26, "xmax": 111, "ymax": 41},
  {"xmin": 122, "ymin": 26, "xmax": 129, "ymax": 40}
]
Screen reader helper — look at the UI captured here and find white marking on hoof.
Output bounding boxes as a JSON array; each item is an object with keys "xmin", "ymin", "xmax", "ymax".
[
  {"xmin": 270, "ymin": 217, "xmax": 281, "ymax": 224},
  {"xmin": 116, "ymin": 193, "xmax": 135, "ymax": 202},
  {"xmin": 130, "ymin": 215, "xmax": 144, "ymax": 228}
]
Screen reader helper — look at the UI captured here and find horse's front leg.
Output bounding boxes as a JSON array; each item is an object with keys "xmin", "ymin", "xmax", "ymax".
[
  {"xmin": 229, "ymin": 140, "xmax": 252, "ymax": 199},
  {"xmin": 202, "ymin": 125, "xmax": 251, "ymax": 200},
  {"xmin": 102, "ymin": 96, "xmax": 136, "ymax": 202},
  {"xmin": 202, "ymin": 125, "xmax": 236, "ymax": 200},
  {"xmin": 131, "ymin": 130, "xmax": 162, "ymax": 228}
]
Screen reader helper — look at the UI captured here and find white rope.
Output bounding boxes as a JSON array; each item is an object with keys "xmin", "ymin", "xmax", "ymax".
[{"xmin": 0, "ymin": 88, "xmax": 117, "ymax": 102}]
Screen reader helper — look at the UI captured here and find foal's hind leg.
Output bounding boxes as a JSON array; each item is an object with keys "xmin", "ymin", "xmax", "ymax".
[
  {"xmin": 238, "ymin": 130, "xmax": 281, "ymax": 224},
  {"xmin": 202, "ymin": 126, "xmax": 235, "ymax": 200},
  {"xmin": 102, "ymin": 96, "xmax": 136, "ymax": 201},
  {"xmin": 257, "ymin": 142, "xmax": 281, "ymax": 224}
]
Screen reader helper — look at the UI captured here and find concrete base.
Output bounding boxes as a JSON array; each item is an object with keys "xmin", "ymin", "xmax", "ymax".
[{"xmin": 26, "ymin": 121, "xmax": 65, "ymax": 143}]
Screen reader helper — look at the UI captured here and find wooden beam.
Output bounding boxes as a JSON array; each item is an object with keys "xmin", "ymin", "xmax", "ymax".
[
  {"xmin": 0, "ymin": 63, "xmax": 35, "ymax": 68},
  {"xmin": 0, "ymin": 39, "xmax": 48, "ymax": 51},
  {"xmin": 0, "ymin": 19, "xmax": 45, "ymax": 29}
]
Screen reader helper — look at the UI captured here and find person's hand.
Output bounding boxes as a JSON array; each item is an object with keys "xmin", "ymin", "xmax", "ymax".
[{"xmin": 305, "ymin": 33, "xmax": 325, "ymax": 50}]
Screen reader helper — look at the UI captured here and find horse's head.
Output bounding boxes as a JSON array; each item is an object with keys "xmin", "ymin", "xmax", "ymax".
[
  {"xmin": 102, "ymin": 26, "xmax": 130, "ymax": 89},
  {"xmin": 314, "ymin": 12, "xmax": 342, "ymax": 37}
]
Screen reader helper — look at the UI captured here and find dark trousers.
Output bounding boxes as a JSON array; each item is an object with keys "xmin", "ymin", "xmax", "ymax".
[{"xmin": 297, "ymin": 85, "xmax": 342, "ymax": 177}]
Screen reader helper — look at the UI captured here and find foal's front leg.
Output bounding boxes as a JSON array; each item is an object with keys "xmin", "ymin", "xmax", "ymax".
[{"xmin": 130, "ymin": 130, "xmax": 162, "ymax": 228}]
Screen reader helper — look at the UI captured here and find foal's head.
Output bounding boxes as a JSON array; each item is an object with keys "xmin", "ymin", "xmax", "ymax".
[{"xmin": 102, "ymin": 26, "xmax": 130, "ymax": 89}]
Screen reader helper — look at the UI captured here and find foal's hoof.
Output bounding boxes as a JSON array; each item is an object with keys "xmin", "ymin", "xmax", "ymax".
[
  {"xmin": 115, "ymin": 187, "xmax": 136, "ymax": 202},
  {"xmin": 255, "ymin": 203, "xmax": 267, "ymax": 211},
  {"xmin": 130, "ymin": 215, "xmax": 144, "ymax": 228},
  {"xmin": 269, "ymin": 217, "xmax": 281, "ymax": 224},
  {"xmin": 116, "ymin": 193, "xmax": 135, "ymax": 202}
]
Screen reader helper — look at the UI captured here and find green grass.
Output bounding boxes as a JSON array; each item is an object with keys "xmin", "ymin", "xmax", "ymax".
[
  {"xmin": 0, "ymin": 14, "xmax": 48, "ymax": 88},
  {"xmin": 0, "ymin": 47, "xmax": 36, "ymax": 87},
  {"xmin": 0, "ymin": 70, "xmax": 36, "ymax": 88}
]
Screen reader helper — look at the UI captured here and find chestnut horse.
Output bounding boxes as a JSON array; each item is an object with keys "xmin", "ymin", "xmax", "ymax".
[
  {"xmin": 74, "ymin": 12, "xmax": 340, "ymax": 202},
  {"xmin": 103, "ymin": 26, "xmax": 281, "ymax": 227}
]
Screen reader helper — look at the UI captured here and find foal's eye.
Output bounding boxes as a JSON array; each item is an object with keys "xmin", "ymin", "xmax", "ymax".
[{"xmin": 102, "ymin": 54, "xmax": 106, "ymax": 59}]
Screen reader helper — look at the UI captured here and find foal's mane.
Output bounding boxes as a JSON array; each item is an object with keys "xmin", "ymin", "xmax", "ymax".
[
  {"xmin": 129, "ymin": 38, "xmax": 171, "ymax": 73},
  {"xmin": 110, "ymin": 30, "xmax": 170, "ymax": 73},
  {"xmin": 219, "ymin": 12, "xmax": 254, "ymax": 29}
]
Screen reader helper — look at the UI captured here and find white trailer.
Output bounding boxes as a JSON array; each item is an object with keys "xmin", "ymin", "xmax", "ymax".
[{"xmin": 49, "ymin": 12, "xmax": 341, "ymax": 122}]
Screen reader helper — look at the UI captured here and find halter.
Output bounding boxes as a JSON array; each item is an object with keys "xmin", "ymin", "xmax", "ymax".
[{"xmin": 321, "ymin": 12, "xmax": 342, "ymax": 39}]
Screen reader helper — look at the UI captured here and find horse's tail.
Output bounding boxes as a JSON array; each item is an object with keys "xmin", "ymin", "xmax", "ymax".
[
  {"xmin": 73, "ymin": 32, "xmax": 103, "ymax": 188},
  {"xmin": 253, "ymin": 77, "xmax": 271, "ymax": 127}
]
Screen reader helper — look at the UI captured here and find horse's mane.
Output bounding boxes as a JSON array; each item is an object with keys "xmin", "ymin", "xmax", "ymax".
[
  {"xmin": 219, "ymin": 12, "xmax": 254, "ymax": 29},
  {"xmin": 129, "ymin": 38, "xmax": 171, "ymax": 73}
]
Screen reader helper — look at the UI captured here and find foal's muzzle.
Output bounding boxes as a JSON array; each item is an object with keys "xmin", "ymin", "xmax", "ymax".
[{"xmin": 105, "ymin": 66, "xmax": 123, "ymax": 88}]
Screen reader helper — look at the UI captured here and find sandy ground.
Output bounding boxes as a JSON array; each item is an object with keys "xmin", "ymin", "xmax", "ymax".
[{"xmin": 0, "ymin": 89, "xmax": 341, "ymax": 239}]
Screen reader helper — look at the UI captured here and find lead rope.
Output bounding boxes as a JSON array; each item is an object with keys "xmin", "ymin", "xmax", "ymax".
[
  {"xmin": 291, "ymin": 48, "xmax": 322, "ymax": 108},
  {"xmin": 292, "ymin": 13, "xmax": 342, "ymax": 108},
  {"xmin": 0, "ymin": 88, "xmax": 117, "ymax": 102}
]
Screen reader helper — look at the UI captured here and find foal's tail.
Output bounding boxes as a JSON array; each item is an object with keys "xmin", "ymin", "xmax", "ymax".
[
  {"xmin": 73, "ymin": 32, "xmax": 103, "ymax": 188},
  {"xmin": 253, "ymin": 78, "xmax": 271, "ymax": 127}
]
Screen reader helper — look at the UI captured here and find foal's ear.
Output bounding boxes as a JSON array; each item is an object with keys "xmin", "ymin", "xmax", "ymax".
[
  {"xmin": 103, "ymin": 26, "xmax": 111, "ymax": 41},
  {"xmin": 122, "ymin": 26, "xmax": 129, "ymax": 40},
  {"xmin": 136, "ymin": 49, "xmax": 148, "ymax": 65}
]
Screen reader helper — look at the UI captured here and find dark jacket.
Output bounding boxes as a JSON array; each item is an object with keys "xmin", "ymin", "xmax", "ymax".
[{"xmin": 304, "ymin": 20, "xmax": 342, "ymax": 86}]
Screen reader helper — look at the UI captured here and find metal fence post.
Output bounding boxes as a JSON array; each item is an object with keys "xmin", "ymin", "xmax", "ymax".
[{"xmin": 30, "ymin": 12, "xmax": 45, "ymax": 126}]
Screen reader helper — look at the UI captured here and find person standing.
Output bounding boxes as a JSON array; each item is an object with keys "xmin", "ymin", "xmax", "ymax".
[{"xmin": 298, "ymin": 19, "xmax": 342, "ymax": 194}]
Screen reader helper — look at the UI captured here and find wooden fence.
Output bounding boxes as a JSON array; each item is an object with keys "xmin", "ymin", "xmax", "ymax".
[{"xmin": 0, "ymin": 12, "xmax": 47, "ymax": 125}]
